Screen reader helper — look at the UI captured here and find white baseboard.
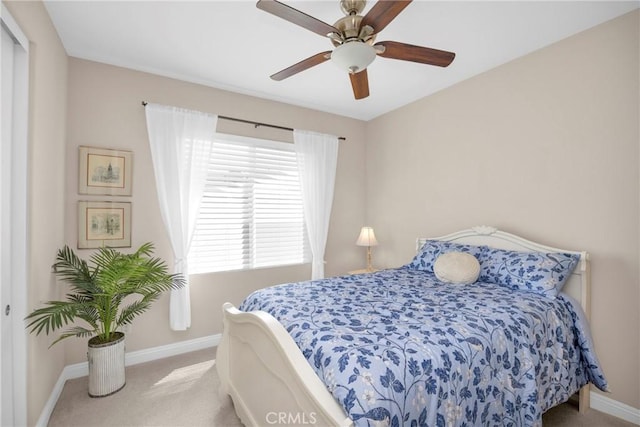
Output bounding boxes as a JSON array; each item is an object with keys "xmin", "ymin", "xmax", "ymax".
[
  {"xmin": 35, "ymin": 334, "xmax": 221, "ymax": 427},
  {"xmin": 36, "ymin": 369, "xmax": 69, "ymax": 427},
  {"xmin": 591, "ymin": 391, "xmax": 640, "ymax": 425}
]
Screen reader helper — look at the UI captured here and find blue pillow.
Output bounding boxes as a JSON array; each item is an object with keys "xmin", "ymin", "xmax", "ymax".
[
  {"xmin": 408, "ymin": 240, "xmax": 485, "ymax": 272},
  {"xmin": 478, "ymin": 247, "xmax": 580, "ymax": 298}
]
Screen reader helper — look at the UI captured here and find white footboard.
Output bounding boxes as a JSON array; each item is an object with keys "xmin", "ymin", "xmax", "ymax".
[{"xmin": 217, "ymin": 302, "xmax": 353, "ymax": 427}]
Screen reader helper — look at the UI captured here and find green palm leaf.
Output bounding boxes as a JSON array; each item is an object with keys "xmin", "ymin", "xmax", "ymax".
[
  {"xmin": 25, "ymin": 243, "xmax": 183, "ymax": 345},
  {"xmin": 50, "ymin": 326, "xmax": 96, "ymax": 347}
]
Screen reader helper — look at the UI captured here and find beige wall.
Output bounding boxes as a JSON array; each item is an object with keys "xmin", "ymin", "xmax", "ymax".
[
  {"xmin": 366, "ymin": 10, "xmax": 640, "ymax": 409},
  {"xmin": 2, "ymin": 1, "xmax": 68, "ymax": 425},
  {"xmin": 63, "ymin": 58, "xmax": 367, "ymax": 364}
]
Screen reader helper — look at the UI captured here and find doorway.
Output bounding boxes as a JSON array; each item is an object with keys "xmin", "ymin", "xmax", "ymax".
[{"xmin": 1, "ymin": 5, "xmax": 29, "ymax": 426}]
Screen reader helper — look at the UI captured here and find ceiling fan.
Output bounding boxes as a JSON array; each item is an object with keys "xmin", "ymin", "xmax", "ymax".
[{"xmin": 256, "ymin": 0, "xmax": 456, "ymax": 100}]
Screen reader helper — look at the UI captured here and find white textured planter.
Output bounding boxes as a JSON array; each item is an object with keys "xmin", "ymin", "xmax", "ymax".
[{"xmin": 87, "ymin": 332, "xmax": 126, "ymax": 397}]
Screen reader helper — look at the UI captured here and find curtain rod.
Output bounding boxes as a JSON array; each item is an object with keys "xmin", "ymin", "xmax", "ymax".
[{"xmin": 141, "ymin": 101, "xmax": 346, "ymax": 141}]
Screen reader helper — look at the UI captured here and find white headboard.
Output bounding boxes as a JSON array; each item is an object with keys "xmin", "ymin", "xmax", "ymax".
[{"xmin": 418, "ymin": 225, "xmax": 590, "ymax": 320}]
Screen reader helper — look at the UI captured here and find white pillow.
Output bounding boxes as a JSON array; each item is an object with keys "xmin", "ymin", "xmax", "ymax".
[{"xmin": 433, "ymin": 252, "xmax": 480, "ymax": 284}]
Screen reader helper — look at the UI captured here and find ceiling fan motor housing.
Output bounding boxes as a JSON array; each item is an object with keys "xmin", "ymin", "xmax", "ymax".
[
  {"xmin": 332, "ymin": 16, "xmax": 370, "ymax": 44},
  {"xmin": 332, "ymin": 0, "xmax": 376, "ymax": 47}
]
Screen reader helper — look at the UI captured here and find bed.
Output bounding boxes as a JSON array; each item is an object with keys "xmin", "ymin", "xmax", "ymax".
[{"xmin": 216, "ymin": 226, "xmax": 608, "ymax": 426}]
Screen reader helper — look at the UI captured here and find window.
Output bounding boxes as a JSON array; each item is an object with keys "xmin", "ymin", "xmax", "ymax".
[{"xmin": 188, "ymin": 133, "xmax": 310, "ymax": 273}]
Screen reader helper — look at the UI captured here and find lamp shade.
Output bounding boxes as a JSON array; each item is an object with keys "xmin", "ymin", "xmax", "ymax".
[
  {"xmin": 356, "ymin": 226, "xmax": 378, "ymax": 247},
  {"xmin": 331, "ymin": 41, "xmax": 376, "ymax": 74}
]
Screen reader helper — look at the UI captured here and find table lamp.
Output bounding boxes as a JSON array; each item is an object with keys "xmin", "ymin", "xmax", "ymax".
[{"xmin": 356, "ymin": 226, "xmax": 378, "ymax": 272}]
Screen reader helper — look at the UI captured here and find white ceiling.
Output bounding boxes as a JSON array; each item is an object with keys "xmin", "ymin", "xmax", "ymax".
[{"xmin": 44, "ymin": 0, "xmax": 638, "ymax": 121}]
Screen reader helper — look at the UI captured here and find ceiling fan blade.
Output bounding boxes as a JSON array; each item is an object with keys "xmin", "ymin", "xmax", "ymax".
[
  {"xmin": 375, "ymin": 41, "xmax": 455, "ymax": 67},
  {"xmin": 257, "ymin": 0, "xmax": 339, "ymax": 38},
  {"xmin": 360, "ymin": 0, "xmax": 412, "ymax": 34},
  {"xmin": 270, "ymin": 51, "xmax": 332, "ymax": 81},
  {"xmin": 349, "ymin": 69, "xmax": 370, "ymax": 100}
]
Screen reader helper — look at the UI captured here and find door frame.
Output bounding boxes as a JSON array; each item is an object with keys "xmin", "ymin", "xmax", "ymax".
[{"xmin": 1, "ymin": 4, "xmax": 29, "ymax": 426}]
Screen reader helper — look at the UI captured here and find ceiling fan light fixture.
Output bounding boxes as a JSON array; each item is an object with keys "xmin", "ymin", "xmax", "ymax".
[{"xmin": 331, "ymin": 41, "xmax": 376, "ymax": 74}]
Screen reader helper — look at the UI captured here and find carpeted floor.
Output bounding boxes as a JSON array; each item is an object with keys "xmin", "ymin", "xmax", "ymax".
[{"xmin": 48, "ymin": 348, "xmax": 633, "ymax": 426}]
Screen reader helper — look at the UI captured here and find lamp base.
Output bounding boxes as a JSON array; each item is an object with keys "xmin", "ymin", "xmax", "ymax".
[{"xmin": 366, "ymin": 246, "xmax": 374, "ymax": 271}]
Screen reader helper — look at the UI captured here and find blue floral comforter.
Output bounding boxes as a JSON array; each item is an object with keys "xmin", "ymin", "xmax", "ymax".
[{"xmin": 240, "ymin": 267, "xmax": 607, "ymax": 427}]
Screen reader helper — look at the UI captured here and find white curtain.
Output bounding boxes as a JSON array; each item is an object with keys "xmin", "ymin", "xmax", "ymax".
[
  {"xmin": 144, "ymin": 103, "xmax": 217, "ymax": 330},
  {"xmin": 293, "ymin": 129, "xmax": 339, "ymax": 280}
]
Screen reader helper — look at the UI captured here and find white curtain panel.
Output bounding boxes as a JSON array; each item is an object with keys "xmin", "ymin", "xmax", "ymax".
[
  {"xmin": 293, "ymin": 129, "xmax": 339, "ymax": 280},
  {"xmin": 145, "ymin": 103, "xmax": 218, "ymax": 331}
]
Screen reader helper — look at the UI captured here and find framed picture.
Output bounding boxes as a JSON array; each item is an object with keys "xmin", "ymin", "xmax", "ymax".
[
  {"xmin": 78, "ymin": 201, "xmax": 131, "ymax": 249},
  {"xmin": 79, "ymin": 146, "xmax": 132, "ymax": 196}
]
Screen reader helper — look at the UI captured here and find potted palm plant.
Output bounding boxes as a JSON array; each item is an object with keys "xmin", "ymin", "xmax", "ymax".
[{"xmin": 26, "ymin": 242, "xmax": 184, "ymax": 397}]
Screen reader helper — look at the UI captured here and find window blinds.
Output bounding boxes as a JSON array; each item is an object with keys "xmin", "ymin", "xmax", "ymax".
[{"xmin": 188, "ymin": 134, "xmax": 310, "ymax": 274}]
